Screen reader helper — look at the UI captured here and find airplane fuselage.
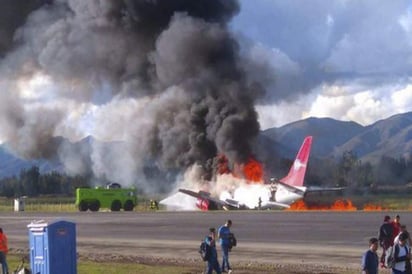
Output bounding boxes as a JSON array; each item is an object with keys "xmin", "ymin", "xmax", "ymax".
[{"xmin": 274, "ymin": 185, "xmax": 306, "ymax": 205}]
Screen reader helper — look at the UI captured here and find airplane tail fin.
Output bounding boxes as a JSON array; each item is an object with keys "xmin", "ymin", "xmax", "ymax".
[{"xmin": 280, "ymin": 136, "xmax": 312, "ymax": 187}]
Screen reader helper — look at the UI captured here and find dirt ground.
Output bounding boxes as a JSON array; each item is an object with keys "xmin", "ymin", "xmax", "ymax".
[
  {"xmin": 74, "ymin": 251, "xmax": 361, "ymax": 274},
  {"xmin": 67, "ymin": 242, "xmax": 365, "ymax": 274},
  {"xmin": 12, "ymin": 247, "xmax": 386, "ymax": 274}
]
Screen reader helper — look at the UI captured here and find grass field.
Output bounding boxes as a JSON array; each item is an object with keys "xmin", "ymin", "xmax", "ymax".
[
  {"xmin": 8, "ymin": 254, "xmax": 361, "ymax": 274},
  {"xmin": 7, "ymin": 254, "xmax": 198, "ymax": 274}
]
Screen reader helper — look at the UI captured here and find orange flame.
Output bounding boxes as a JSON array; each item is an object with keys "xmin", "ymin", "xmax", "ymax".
[
  {"xmin": 287, "ymin": 200, "xmax": 308, "ymax": 210},
  {"xmin": 363, "ymin": 203, "xmax": 384, "ymax": 211},
  {"xmin": 330, "ymin": 200, "xmax": 357, "ymax": 211},
  {"xmin": 288, "ymin": 199, "xmax": 356, "ymax": 211},
  {"xmin": 288, "ymin": 199, "xmax": 385, "ymax": 211},
  {"xmin": 243, "ymin": 157, "xmax": 264, "ymax": 183},
  {"xmin": 216, "ymin": 155, "xmax": 264, "ymax": 183}
]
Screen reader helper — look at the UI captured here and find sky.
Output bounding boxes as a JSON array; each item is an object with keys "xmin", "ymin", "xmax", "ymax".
[{"xmin": 232, "ymin": 0, "xmax": 412, "ymax": 129}]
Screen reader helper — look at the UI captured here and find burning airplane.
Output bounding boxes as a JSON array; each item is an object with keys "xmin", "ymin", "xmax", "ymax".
[{"xmin": 162, "ymin": 136, "xmax": 344, "ymax": 210}]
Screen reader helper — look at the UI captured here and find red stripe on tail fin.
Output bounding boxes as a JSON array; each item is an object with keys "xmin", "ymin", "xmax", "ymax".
[{"xmin": 280, "ymin": 136, "xmax": 312, "ymax": 187}]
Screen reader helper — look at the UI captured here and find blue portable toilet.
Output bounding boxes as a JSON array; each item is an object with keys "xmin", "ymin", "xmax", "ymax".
[{"xmin": 28, "ymin": 220, "xmax": 77, "ymax": 274}]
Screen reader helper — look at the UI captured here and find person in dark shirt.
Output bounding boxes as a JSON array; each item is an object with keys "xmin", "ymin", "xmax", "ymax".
[
  {"xmin": 218, "ymin": 220, "xmax": 232, "ymax": 273},
  {"xmin": 362, "ymin": 237, "xmax": 379, "ymax": 274},
  {"xmin": 205, "ymin": 227, "xmax": 221, "ymax": 274},
  {"xmin": 379, "ymin": 215, "xmax": 393, "ymax": 267}
]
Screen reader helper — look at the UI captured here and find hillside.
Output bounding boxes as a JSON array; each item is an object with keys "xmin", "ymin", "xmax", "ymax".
[
  {"xmin": 263, "ymin": 112, "xmax": 412, "ymax": 162},
  {"xmin": 1, "ymin": 112, "xmax": 412, "ymax": 178}
]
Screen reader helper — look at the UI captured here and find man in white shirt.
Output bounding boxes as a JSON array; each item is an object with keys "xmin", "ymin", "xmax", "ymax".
[
  {"xmin": 394, "ymin": 225, "xmax": 412, "ymax": 248},
  {"xmin": 392, "ymin": 232, "xmax": 411, "ymax": 274}
]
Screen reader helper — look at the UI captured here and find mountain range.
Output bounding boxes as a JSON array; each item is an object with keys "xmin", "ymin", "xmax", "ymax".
[
  {"xmin": 263, "ymin": 111, "xmax": 412, "ymax": 162},
  {"xmin": 1, "ymin": 111, "xmax": 412, "ymax": 179}
]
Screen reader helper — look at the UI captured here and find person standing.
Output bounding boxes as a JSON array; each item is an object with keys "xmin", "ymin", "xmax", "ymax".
[
  {"xmin": 392, "ymin": 232, "xmax": 410, "ymax": 274},
  {"xmin": 0, "ymin": 228, "xmax": 8, "ymax": 274},
  {"xmin": 394, "ymin": 225, "xmax": 412, "ymax": 248},
  {"xmin": 392, "ymin": 215, "xmax": 402, "ymax": 243},
  {"xmin": 205, "ymin": 227, "xmax": 221, "ymax": 274},
  {"xmin": 362, "ymin": 237, "xmax": 379, "ymax": 274},
  {"xmin": 218, "ymin": 220, "xmax": 232, "ymax": 273},
  {"xmin": 379, "ymin": 215, "xmax": 393, "ymax": 268}
]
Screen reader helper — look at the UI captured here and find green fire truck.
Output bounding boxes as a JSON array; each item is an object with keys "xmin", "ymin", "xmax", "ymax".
[{"xmin": 75, "ymin": 183, "xmax": 137, "ymax": 212}]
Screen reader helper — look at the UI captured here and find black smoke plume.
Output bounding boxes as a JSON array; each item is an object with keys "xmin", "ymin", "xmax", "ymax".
[{"xmin": 0, "ymin": 0, "xmax": 266, "ymax": 192}]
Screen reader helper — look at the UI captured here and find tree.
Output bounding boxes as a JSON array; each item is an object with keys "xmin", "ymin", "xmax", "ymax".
[
  {"xmin": 335, "ymin": 151, "xmax": 373, "ymax": 188},
  {"xmin": 20, "ymin": 166, "xmax": 40, "ymax": 196}
]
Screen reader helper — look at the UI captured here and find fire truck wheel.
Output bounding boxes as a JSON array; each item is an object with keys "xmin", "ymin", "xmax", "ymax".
[
  {"xmin": 123, "ymin": 200, "xmax": 134, "ymax": 211},
  {"xmin": 111, "ymin": 200, "xmax": 121, "ymax": 211},
  {"xmin": 89, "ymin": 200, "xmax": 100, "ymax": 212},
  {"xmin": 78, "ymin": 201, "xmax": 88, "ymax": 212}
]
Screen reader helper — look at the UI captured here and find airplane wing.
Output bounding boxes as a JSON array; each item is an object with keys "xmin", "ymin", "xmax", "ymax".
[
  {"xmin": 305, "ymin": 186, "xmax": 345, "ymax": 193},
  {"xmin": 260, "ymin": 201, "xmax": 290, "ymax": 209},
  {"xmin": 271, "ymin": 178, "xmax": 344, "ymax": 195},
  {"xmin": 178, "ymin": 188, "xmax": 228, "ymax": 208},
  {"xmin": 178, "ymin": 188, "xmax": 248, "ymax": 210},
  {"xmin": 224, "ymin": 197, "xmax": 290, "ymax": 210},
  {"xmin": 178, "ymin": 188, "xmax": 209, "ymax": 198},
  {"xmin": 179, "ymin": 188, "xmax": 290, "ymax": 210},
  {"xmin": 223, "ymin": 198, "xmax": 245, "ymax": 209}
]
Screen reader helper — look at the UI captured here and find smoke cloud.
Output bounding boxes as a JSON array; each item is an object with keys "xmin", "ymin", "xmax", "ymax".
[{"xmin": 0, "ymin": 0, "xmax": 266, "ymax": 193}]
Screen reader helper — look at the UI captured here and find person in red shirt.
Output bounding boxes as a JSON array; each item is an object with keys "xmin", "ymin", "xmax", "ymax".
[
  {"xmin": 392, "ymin": 215, "xmax": 402, "ymax": 243},
  {"xmin": 0, "ymin": 228, "xmax": 8, "ymax": 274}
]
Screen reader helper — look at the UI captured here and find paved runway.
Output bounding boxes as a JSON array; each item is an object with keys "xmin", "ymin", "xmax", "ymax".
[{"xmin": 1, "ymin": 210, "xmax": 409, "ymax": 268}]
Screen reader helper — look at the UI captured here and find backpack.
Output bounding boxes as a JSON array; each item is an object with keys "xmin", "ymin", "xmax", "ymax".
[
  {"xmin": 385, "ymin": 244, "xmax": 399, "ymax": 268},
  {"xmin": 199, "ymin": 239, "xmax": 211, "ymax": 261},
  {"xmin": 228, "ymin": 233, "xmax": 237, "ymax": 250}
]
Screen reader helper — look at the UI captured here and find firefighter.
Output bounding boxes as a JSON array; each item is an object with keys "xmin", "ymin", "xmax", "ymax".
[{"xmin": 150, "ymin": 199, "xmax": 159, "ymax": 210}]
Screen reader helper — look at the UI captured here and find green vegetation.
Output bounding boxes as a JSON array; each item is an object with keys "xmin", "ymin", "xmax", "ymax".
[
  {"xmin": 6, "ymin": 254, "xmax": 363, "ymax": 274},
  {"xmin": 77, "ymin": 261, "xmax": 196, "ymax": 274},
  {"xmin": 305, "ymin": 151, "xmax": 412, "ymax": 189},
  {"xmin": 359, "ymin": 194, "xmax": 412, "ymax": 210},
  {"xmin": 7, "ymin": 254, "xmax": 198, "ymax": 274},
  {"xmin": 0, "ymin": 197, "xmax": 74, "ymax": 212},
  {"xmin": 302, "ymin": 191, "xmax": 412, "ymax": 210}
]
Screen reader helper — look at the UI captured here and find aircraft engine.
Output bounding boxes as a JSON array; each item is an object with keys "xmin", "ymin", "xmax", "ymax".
[{"xmin": 196, "ymin": 198, "xmax": 218, "ymax": 211}]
